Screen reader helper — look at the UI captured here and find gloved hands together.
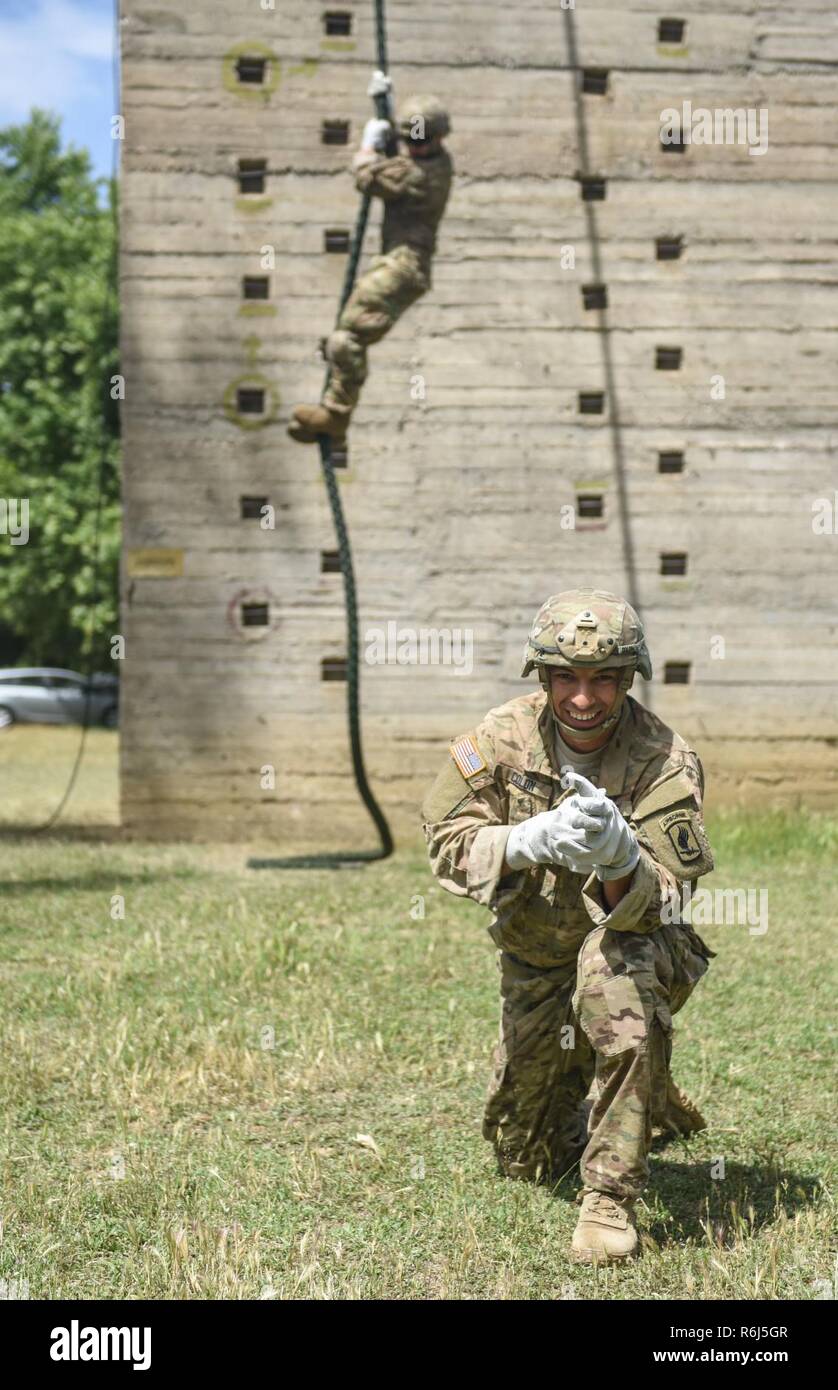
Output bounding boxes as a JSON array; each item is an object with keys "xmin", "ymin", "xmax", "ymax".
[
  {"xmin": 505, "ymin": 793, "xmax": 608, "ymax": 873},
  {"xmin": 560, "ymin": 772, "xmax": 640, "ymax": 880},
  {"xmin": 360, "ymin": 116, "xmax": 392, "ymax": 151},
  {"xmin": 367, "ymin": 69, "xmax": 393, "ymax": 99},
  {"xmin": 505, "ymin": 772, "xmax": 640, "ymax": 881}
]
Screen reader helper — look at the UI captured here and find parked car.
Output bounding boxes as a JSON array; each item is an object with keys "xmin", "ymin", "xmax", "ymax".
[{"xmin": 0, "ymin": 668, "xmax": 119, "ymax": 730}]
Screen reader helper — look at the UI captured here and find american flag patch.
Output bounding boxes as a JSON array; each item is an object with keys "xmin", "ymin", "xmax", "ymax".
[{"xmin": 450, "ymin": 736, "xmax": 487, "ymax": 780}]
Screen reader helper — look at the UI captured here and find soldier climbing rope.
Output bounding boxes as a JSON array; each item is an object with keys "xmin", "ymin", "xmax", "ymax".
[
  {"xmin": 252, "ymin": 0, "xmax": 454, "ymax": 868},
  {"xmin": 251, "ymin": 0, "xmax": 425, "ymax": 868}
]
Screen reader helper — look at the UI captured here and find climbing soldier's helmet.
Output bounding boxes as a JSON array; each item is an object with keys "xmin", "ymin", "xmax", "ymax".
[
  {"xmin": 397, "ymin": 94, "xmax": 451, "ymax": 144},
  {"xmin": 521, "ymin": 588, "xmax": 652, "ymax": 744}
]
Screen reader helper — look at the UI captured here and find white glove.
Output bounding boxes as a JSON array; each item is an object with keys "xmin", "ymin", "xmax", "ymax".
[
  {"xmin": 505, "ymin": 795, "xmax": 606, "ymax": 873},
  {"xmin": 367, "ymin": 69, "xmax": 393, "ymax": 99},
  {"xmin": 360, "ymin": 117, "xmax": 392, "ymax": 151},
  {"xmin": 561, "ymin": 772, "xmax": 640, "ymax": 881}
]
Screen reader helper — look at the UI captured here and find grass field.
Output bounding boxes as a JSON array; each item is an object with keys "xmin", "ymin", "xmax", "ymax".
[
  {"xmin": 0, "ymin": 729, "xmax": 835, "ymax": 1300},
  {"xmin": 0, "ymin": 726, "xmax": 119, "ymax": 830}
]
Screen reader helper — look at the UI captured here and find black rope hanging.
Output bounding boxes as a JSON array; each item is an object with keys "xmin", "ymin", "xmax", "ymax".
[{"xmin": 250, "ymin": 0, "xmax": 395, "ymax": 868}]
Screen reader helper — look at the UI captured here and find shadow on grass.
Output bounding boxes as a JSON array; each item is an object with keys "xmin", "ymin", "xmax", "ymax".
[
  {"xmin": 643, "ymin": 1157, "xmax": 823, "ymax": 1246},
  {"xmin": 0, "ymin": 868, "xmax": 200, "ymax": 896},
  {"xmin": 525, "ymin": 1142, "xmax": 822, "ymax": 1249},
  {"xmin": 0, "ymin": 825, "xmax": 123, "ymax": 843}
]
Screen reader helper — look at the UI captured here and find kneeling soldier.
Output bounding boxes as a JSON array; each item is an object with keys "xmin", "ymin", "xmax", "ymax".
[{"xmin": 421, "ymin": 588, "xmax": 716, "ymax": 1262}]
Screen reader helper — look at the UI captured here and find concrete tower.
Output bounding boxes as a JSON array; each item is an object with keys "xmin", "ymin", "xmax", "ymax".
[{"xmin": 120, "ymin": 1, "xmax": 838, "ymax": 843}]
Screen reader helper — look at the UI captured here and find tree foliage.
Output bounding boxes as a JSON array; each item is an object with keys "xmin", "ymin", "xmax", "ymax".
[{"xmin": 0, "ymin": 109, "xmax": 119, "ymax": 669}]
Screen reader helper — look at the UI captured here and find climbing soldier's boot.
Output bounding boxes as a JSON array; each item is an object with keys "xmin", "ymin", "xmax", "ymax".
[
  {"xmin": 287, "ymin": 403, "xmax": 349, "ymax": 445},
  {"xmin": 654, "ymin": 1078, "xmax": 707, "ymax": 1139},
  {"xmin": 571, "ymin": 1188, "xmax": 639, "ymax": 1264}
]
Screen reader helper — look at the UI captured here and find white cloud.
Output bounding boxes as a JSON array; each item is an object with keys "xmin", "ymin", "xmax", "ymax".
[
  {"xmin": 0, "ymin": 0, "xmax": 114, "ymax": 124},
  {"xmin": 52, "ymin": 0, "xmax": 115, "ymax": 61}
]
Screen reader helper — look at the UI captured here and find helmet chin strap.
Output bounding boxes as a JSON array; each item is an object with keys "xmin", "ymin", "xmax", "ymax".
[{"xmin": 540, "ymin": 666, "xmax": 635, "ymax": 746}]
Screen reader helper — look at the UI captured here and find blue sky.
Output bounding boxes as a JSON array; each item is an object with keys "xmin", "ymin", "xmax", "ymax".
[{"xmin": 0, "ymin": 0, "xmax": 117, "ymax": 186}]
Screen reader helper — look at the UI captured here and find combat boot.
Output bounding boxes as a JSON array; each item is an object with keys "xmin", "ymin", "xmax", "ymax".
[
  {"xmin": 287, "ymin": 403, "xmax": 349, "ymax": 444},
  {"xmin": 571, "ymin": 1188, "xmax": 638, "ymax": 1264},
  {"xmin": 654, "ymin": 1078, "xmax": 707, "ymax": 1139}
]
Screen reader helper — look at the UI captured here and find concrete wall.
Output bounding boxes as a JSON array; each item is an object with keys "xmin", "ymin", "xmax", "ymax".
[{"xmin": 120, "ymin": 0, "xmax": 838, "ymax": 843}]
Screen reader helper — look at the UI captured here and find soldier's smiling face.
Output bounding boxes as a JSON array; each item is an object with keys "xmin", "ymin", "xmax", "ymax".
[{"xmin": 548, "ymin": 666, "xmax": 620, "ymax": 744}]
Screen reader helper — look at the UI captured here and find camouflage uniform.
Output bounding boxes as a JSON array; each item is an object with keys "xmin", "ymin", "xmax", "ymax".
[
  {"xmin": 421, "ymin": 683, "xmax": 716, "ymax": 1202},
  {"xmin": 322, "ymin": 141, "xmax": 453, "ymax": 422}
]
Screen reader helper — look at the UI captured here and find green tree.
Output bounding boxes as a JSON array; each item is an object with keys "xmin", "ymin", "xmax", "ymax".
[{"xmin": 0, "ymin": 108, "xmax": 119, "ymax": 670}]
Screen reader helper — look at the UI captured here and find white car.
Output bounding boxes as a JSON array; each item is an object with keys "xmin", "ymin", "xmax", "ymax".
[{"xmin": 0, "ymin": 668, "xmax": 118, "ymax": 730}]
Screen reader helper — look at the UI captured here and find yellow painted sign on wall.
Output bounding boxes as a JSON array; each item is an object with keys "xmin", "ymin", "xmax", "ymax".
[{"xmin": 126, "ymin": 548, "xmax": 184, "ymax": 578}]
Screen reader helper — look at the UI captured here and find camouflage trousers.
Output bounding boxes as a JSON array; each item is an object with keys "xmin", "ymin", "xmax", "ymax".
[
  {"xmin": 482, "ymin": 922, "xmax": 712, "ymax": 1201},
  {"xmin": 322, "ymin": 244, "xmax": 430, "ymax": 419}
]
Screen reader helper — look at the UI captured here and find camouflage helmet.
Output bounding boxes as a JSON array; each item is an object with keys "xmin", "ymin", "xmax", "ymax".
[
  {"xmin": 398, "ymin": 94, "xmax": 450, "ymax": 142},
  {"xmin": 522, "ymin": 588, "xmax": 652, "ymax": 679},
  {"xmin": 522, "ymin": 588, "xmax": 652, "ymax": 744}
]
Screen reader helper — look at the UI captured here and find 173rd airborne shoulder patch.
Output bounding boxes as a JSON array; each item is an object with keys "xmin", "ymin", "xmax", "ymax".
[{"xmin": 632, "ymin": 765, "xmax": 714, "ymax": 880}]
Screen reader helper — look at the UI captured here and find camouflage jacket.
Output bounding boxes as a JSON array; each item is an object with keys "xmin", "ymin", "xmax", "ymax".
[
  {"xmin": 352, "ymin": 147, "xmax": 453, "ymax": 256},
  {"xmin": 421, "ymin": 692, "xmax": 715, "ymax": 969}
]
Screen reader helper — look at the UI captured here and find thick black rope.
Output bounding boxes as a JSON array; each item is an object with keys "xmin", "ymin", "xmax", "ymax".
[{"xmin": 249, "ymin": 1, "xmax": 395, "ymax": 869}]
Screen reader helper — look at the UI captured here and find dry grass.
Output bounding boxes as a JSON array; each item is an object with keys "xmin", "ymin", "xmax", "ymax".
[
  {"xmin": 0, "ymin": 729, "xmax": 834, "ymax": 1299},
  {"xmin": 0, "ymin": 725, "xmax": 118, "ymax": 828}
]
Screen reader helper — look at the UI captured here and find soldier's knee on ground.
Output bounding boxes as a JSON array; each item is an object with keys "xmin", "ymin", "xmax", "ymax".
[
  {"xmin": 485, "ymin": 1090, "xmax": 590, "ymax": 1185},
  {"xmin": 324, "ymin": 328, "xmax": 368, "ymax": 382},
  {"xmin": 493, "ymin": 1146, "xmax": 549, "ymax": 1184},
  {"xmin": 492, "ymin": 1137, "xmax": 585, "ymax": 1185},
  {"xmin": 573, "ymin": 927, "xmax": 661, "ymax": 1057}
]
